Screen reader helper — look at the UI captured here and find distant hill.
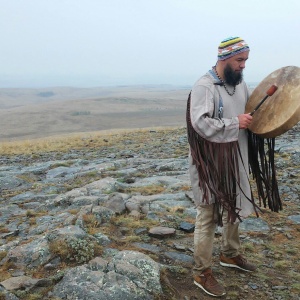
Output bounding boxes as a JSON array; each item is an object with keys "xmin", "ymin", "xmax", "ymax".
[
  {"xmin": 0, "ymin": 85, "xmax": 190, "ymax": 141},
  {"xmin": 0, "ymin": 85, "xmax": 190, "ymax": 108}
]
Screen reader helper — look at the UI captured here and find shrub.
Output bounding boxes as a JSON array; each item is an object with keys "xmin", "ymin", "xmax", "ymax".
[
  {"xmin": 67, "ymin": 238, "xmax": 94, "ymax": 263},
  {"xmin": 49, "ymin": 237, "xmax": 102, "ymax": 264}
]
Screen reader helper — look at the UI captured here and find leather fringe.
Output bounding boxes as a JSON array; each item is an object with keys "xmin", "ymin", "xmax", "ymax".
[{"xmin": 248, "ymin": 132, "xmax": 282, "ymax": 212}]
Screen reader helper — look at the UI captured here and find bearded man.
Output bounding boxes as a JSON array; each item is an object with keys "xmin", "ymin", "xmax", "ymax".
[{"xmin": 187, "ymin": 37, "xmax": 257, "ymax": 297}]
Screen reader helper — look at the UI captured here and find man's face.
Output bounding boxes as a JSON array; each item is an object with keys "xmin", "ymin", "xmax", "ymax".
[{"xmin": 224, "ymin": 51, "xmax": 249, "ymax": 86}]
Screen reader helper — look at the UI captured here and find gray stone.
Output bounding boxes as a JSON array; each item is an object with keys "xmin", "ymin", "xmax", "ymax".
[
  {"xmin": 92, "ymin": 206, "xmax": 115, "ymax": 223},
  {"xmin": 10, "ymin": 192, "xmax": 56, "ymax": 204},
  {"xmin": 239, "ymin": 217, "xmax": 270, "ymax": 232},
  {"xmin": 52, "ymin": 251, "xmax": 161, "ymax": 300},
  {"xmin": 6, "ymin": 237, "xmax": 51, "ymax": 268},
  {"xmin": 44, "ymin": 257, "xmax": 61, "ymax": 270},
  {"xmin": 173, "ymin": 243, "xmax": 186, "ymax": 251},
  {"xmin": 148, "ymin": 226, "xmax": 176, "ymax": 238},
  {"xmin": 103, "ymin": 193, "xmax": 127, "ymax": 215},
  {"xmin": 133, "ymin": 243, "xmax": 161, "ymax": 254},
  {"xmin": 272, "ymin": 285, "xmax": 288, "ymax": 290},
  {"xmin": 71, "ymin": 195, "xmax": 100, "ymax": 207},
  {"xmin": 0, "ymin": 276, "xmax": 39, "ymax": 291},
  {"xmin": 179, "ymin": 222, "xmax": 195, "ymax": 233},
  {"xmin": 164, "ymin": 251, "xmax": 194, "ymax": 265},
  {"xmin": 0, "ymin": 285, "xmax": 20, "ymax": 299},
  {"xmin": 288, "ymin": 215, "xmax": 300, "ymax": 224},
  {"xmin": 93, "ymin": 233, "xmax": 112, "ymax": 246},
  {"xmin": 0, "ymin": 177, "xmax": 25, "ymax": 191},
  {"xmin": 46, "ymin": 225, "xmax": 88, "ymax": 241},
  {"xmin": 84, "ymin": 177, "xmax": 118, "ymax": 194},
  {"xmin": 46, "ymin": 166, "xmax": 80, "ymax": 179},
  {"xmin": 134, "ymin": 228, "xmax": 148, "ymax": 235}
]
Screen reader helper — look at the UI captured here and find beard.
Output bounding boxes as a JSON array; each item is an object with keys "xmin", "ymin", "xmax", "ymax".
[{"xmin": 223, "ymin": 64, "xmax": 243, "ymax": 86}]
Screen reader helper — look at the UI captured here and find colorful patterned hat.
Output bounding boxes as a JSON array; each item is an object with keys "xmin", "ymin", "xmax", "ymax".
[{"xmin": 218, "ymin": 37, "xmax": 249, "ymax": 61}]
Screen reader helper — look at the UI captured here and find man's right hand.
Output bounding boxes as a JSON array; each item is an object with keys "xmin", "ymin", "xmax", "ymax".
[{"xmin": 238, "ymin": 114, "xmax": 253, "ymax": 129}]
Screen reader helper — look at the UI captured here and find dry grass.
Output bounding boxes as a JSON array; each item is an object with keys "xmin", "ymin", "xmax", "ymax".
[
  {"xmin": 168, "ymin": 206, "xmax": 186, "ymax": 214},
  {"xmin": 0, "ymin": 292, "xmax": 6, "ymax": 300},
  {"xmin": 123, "ymin": 184, "xmax": 167, "ymax": 196},
  {"xmin": 0, "ymin": 260, "xmax": 17, "ymax": 274},
  {"xmin": 242, "ymin": 242, "xmax": 256, "ymax": 253},
  {"xmin": 48, "ymin": 239, "xmax": 70, "ymax": 261},
  {"xmin": 0, "ymin": 251, "xmax": 8, "ymax": 261},
  {"xmin": 82, "ymin": 213, "xmax": 101, "ymax": 234},
  {"xmin": 68, "ymin": 209, "xmax": 80, "ymax": 215},
  {"xmin": 111, "ymin": 214, "xmax": 159, "ymax": 229},
  {"xmin": 0, "ymin": 127, "xmax": 179, "ymax": 155},
  {"xmin": 25, "ymin": 210, "xmax": 49, "ymax": 226},
  {"xmin": 0, "ymin": 227, "xmax": 9, "ymax": 234},
  {"xmin": 273, "ymin": 260, "xmax": 290, "ymax": 269},
  {"xmin": 0, "ymin": 270, "xmax": 11, "ymax": 283}
]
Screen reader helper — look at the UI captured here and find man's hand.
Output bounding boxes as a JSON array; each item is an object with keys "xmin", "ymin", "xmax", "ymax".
[{"xmin": 238, "ymin": 113, "xmax": 253, "ymax": 129}]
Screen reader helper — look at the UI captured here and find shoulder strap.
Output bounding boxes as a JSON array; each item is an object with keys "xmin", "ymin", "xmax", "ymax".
[{"xmin": 208, "ymin": 70, "xmax": 224, "ymax": 119}]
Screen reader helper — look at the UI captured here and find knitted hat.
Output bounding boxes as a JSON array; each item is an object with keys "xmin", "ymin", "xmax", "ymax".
[{"xmin": 218, "ymin": 37, "xmax": 249, "ymax": 61}]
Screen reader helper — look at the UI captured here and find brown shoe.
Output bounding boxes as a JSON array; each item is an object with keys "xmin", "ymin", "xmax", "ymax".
[
  {"xmin": 194, "ymin": 268, "xmax": 226, "ymax": 297},
  {"xmin": 220, "ymin": 254, "xmax": 257, "ymax": 272}
]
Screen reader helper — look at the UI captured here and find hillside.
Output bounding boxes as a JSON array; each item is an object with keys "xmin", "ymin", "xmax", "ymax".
[{"xmin": 0, "ymin": 86, "xmax": 190, "ymax": 141}]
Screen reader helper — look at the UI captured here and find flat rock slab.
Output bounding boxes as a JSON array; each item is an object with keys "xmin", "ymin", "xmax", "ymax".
[
  {"xmin": 148, "ymin": 226, "xmax": 176, "ymax": 238},
  {"xmin": 239, "ymin": 218, "xmax": 270, "ymax": 232},
  {"xmin": 164, "ymin": 251, "xmax": 194, "ymax": 265},
  {"xmin": 288, "ymin": 215, "xmax": 300, "ymax": 224},
  {"xmin": 0, "ymin": 276, "xmax": 39, "ymax": 291},
  {"xmin": 179, "ymin": 221, "xmax": 195, "ymax": 233}
]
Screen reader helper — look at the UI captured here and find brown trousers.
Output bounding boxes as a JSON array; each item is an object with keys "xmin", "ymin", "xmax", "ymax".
[{"xmin": 193, "ymin": 204, "xmax": 240, "ymax": 275}]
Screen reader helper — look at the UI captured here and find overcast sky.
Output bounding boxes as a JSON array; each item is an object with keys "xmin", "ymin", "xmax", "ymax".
[{"xmin": 0, "ymin": 0, "xmax": 299, "ymax": 88}]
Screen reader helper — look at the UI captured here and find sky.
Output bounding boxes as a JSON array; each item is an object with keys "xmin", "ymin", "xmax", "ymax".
[{"xmin": 0, "ymin": 0, "xmax": 299, "ymax": 88}]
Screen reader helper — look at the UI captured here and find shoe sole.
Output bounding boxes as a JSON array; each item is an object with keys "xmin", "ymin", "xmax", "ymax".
[
  {"xmin": 220, "ymin": 261, "xmax": 255, "ymax": 272},
  {"xmin": 194, "ymin": 280, "xmax": 226, "ymax": 297}
]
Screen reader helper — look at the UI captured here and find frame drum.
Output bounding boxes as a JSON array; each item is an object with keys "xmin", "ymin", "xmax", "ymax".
[{"xmin": 245, "ymin": 66, "xmax": 300, "ymax": 138}]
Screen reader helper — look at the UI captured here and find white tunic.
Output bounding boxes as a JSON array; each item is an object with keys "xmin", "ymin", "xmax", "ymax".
[{"xmin": 189, "ymin": 70, "xmax": 255, "ymax": 219}]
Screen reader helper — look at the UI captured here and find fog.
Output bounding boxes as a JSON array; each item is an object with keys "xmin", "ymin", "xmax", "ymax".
[{"xmin": 0, "ymin": 0, "xmax": 299, "ymax": 88}]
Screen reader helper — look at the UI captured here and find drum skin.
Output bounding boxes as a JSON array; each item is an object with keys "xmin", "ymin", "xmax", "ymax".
[{"xmin": 245, "ymin": 66, "xmax": 300, "ymax": 138}]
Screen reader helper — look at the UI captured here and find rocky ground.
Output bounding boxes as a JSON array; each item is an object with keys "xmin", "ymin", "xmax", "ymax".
[{"xmin": 0, "ymin": 125, "xmax": 299, "ymax": 300}]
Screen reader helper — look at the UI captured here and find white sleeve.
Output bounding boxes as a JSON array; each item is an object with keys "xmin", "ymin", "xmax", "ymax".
[{"xmin": 190, "ymin": 84, "xmax": 240, "ymax": 143}]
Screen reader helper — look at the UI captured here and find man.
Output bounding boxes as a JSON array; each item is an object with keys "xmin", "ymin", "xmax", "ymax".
[{"xmin": 187, "ymin": 37, "xmax": 257, "ymax": 297}]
